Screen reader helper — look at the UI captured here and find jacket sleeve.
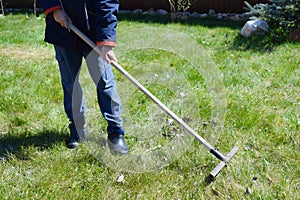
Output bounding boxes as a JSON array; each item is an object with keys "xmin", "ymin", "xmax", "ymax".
[
  {"xmin": 36, "ymin": 0, "xmax": 61, "ymax": 15},
  {"xmin": 95, "ymin": 0, "xmax": 119, "ymax": 47}
]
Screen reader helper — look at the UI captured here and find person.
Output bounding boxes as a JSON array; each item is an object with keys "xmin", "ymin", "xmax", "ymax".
[{"xmin": 37, "ymin": 0, "xmax": 128, "ymax": 154}]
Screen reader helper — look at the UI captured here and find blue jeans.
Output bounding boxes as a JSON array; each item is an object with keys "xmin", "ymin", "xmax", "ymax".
[{"xmin": 54, "ymin": 45, "xmax": 125, "ymax": 135}]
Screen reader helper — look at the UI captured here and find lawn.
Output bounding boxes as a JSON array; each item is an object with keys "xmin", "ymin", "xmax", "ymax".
[{"xmin": 0, "ymin": 12, "xmax": 299, "ymax": 199}]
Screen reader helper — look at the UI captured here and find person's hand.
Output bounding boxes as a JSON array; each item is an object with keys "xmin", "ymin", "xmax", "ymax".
[
  {"xmin": 99, "ymin": 45, "xmax": 118, "ymax": 64},
  {"xmin": 53, "ymin": 9, "xmax": 70, "ymax": 29}
]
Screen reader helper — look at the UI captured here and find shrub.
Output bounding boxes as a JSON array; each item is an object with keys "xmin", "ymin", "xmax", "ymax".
[
  {"xmin": 168, "ymin": 0, "xmax": 198, "ymax": 12},
  {"xmin": 244, "ymin": 0, "xmax": 300, "ymax": 41}
]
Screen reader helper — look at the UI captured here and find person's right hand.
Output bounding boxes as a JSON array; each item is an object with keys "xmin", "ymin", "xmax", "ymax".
[
  {"xmin": 99, "ymin": 45, "xmax": 118, "ymax": 64},
  {"xmin": 53, "ymin": 9, "xmax": 70, "ymax": 29}
]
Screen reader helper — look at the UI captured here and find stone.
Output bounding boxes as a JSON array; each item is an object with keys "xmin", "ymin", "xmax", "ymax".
[
  {"xmin": 157, "ymin": 9, "xmax": 168, "ymax": 15},
  {"xmin": 191, "ymin": 12, "xmax": 199, "ymax": 18},
  {"xmin": 117, "ymin": 174, "xmax": 125, "ymax": 183},
  {"xmin": 246, "ymin": 187, "xmax": 252, "ymax": 195},
  {"xmin": 132, "ymin": 9, "xmax": 142, "ymax": 14},
  {"xmin": 145, "ymin": 8, "xmax": 155, "ymax": 15},
  {"xmin": 118, "ymin": 10, "xmax": 131, "ymax": 14},
  {"xmin": 217, "ymin": 13, "xmax": 223, "ymax": 19},
  {"xmin": 208, "ymin": 9, "xmax": 215, "ymax": 15},
  {"xmin": 199, "ymin": 13, "xmax": 208, "ymax": 18}
]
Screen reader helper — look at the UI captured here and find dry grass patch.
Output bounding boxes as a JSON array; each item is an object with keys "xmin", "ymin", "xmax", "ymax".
[{"xmin": 0, "ymin": 45, "xmax": 53, "ymax": 60}]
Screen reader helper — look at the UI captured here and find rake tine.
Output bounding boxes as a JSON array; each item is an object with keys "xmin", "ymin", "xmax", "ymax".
[{"xmin": 209, "ymin": 146, "xmax": 239, "ymax": 180}]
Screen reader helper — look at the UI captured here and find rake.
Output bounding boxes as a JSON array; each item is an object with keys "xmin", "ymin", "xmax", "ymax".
[{"xmin": 69, "ymin": 23, "xmax": 238, "ymax": 180}]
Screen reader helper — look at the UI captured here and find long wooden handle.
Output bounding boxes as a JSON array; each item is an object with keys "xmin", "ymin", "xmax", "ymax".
[{"xmin": 69, "ymin": 23, "xmax": 226, "ymax": 161}]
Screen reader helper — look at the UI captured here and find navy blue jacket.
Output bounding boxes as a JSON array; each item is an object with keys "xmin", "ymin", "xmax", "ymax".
[{"xmin": 37, "ymin": 0, "xmax": 119, "ymax": 50}]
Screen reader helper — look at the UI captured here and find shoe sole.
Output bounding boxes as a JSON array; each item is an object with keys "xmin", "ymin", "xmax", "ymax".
[{"xmin": 67, "ymin": 142, "xmax": 79, "ymax": 149}]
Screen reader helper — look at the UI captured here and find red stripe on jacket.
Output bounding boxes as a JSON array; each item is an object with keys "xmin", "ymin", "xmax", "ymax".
[{"xmin": 45, "ymin": 5, "xmax": 62, "ymax": 15}]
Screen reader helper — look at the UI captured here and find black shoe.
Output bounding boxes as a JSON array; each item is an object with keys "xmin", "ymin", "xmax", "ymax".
[
  {"xmin": 66, "ymin": 125, "xmax": 89, "ymax": 149},
  {"xmin": 66, "ymin": 133, "xmax": 80, "ymax": 149},
  {"xmin": 107, "ymin": 134, "xmax": 129, "ymax": 155}
]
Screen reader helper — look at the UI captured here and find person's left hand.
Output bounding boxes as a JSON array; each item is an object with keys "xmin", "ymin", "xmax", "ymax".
[{"xmin": 98, "ymin": 45, "xmax": 118, "ymax": 64}]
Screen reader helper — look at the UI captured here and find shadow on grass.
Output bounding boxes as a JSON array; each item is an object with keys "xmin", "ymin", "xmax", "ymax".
[
  {"xmin": 230, "ymin": 29, "xmax": 298, "ymax": 53},
  {"xmin": 0, "ymin": 128, "xmax": 67, "ymax": 160},
  {"xmin": 4, "ymin": 10, "xmax": 245, "ymax": 30},
  {"xmin": 118, "ymin": 13, "xmax": 245, "ymax": 30},
  {"xmin": 230, "ymin": 33, "xmax": 278, "ymax": 52},
  {"xmin": 119, "ymin": 13, "xmax": 293, "ymax": 53}
]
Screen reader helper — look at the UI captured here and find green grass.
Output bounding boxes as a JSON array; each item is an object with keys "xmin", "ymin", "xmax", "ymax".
[{"xmin": 0, "ymin": 12, "xmax": 300, "ymax": 199}]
